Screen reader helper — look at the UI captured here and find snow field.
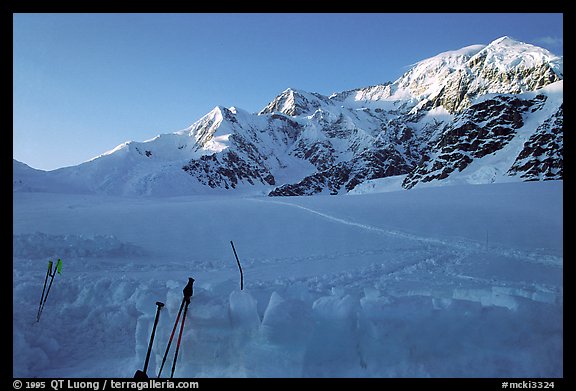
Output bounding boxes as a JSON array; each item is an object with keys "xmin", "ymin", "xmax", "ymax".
[{"xmin": 13, "ymin": 181, "xmax": 563, "ymax": 377}]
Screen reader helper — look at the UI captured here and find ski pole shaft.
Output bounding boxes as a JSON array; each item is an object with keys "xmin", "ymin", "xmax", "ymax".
[
  {"xmin": 37, "ymin": 263, "xmax": 57, "ymax": 322},
  {"xmin": 37, "ymin": 262, "xmax": 52, "ymax": 322},
  {"xmin": 43, "ymin": 272, "xmax": 56, "ymax": 305},
  {"xmin": 230, "ymin": 241, "xmax": 244, "ymax": 290},
  {"xmin": 170, "ymin": 300, "xmax": 190, "ymax": 379},
  {"xmin": 143, "ymin": 301, "xmax": 164, "ymax": 374},
  {"xmin": 157, "ymin": 298, "xmax": 185, "ymax": 378}
]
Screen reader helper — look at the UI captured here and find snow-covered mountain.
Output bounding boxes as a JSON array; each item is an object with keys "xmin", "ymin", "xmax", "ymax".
[{"xmin": 13, "ymin": 36, "xmax": 563, "ymax": 196}]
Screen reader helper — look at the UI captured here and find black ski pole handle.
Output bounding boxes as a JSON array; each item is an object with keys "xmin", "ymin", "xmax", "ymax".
[{"xmin": 183, "ymin": 277, "xmax": 194, "ymax": 302}]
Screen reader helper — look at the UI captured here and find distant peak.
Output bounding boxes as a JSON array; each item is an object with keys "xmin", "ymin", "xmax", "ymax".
[
  {"xmin": 484, "ymin": 36, "xmax": 555, "ymax": 54},
  {"xmin": 207, "ymin": 105, "xmax": 237, "ymax": 118},
  {"xmin": 259, "ymin": 87, "xmax": 330, "ymax": 116},
  {"xmin": 491, "ymin": 36, "xmax": 516, "ymax": 44},
  {"xmin": 475, "ymin": 35, "xmax": 560, "ymax": 64},
  {"xmin": 281, "ymin": 87, "xmax": 305, "ymax": 96}
]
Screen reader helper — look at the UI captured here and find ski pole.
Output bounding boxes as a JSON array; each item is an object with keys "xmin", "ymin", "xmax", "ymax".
[
  {"xmin": 144, "ymin": 301, "xmax": 165, "ymax": 373},
  {"xmin": 157, "ymin": 278, "xmax": 194, "ymax": 378},
  {"xmin": 170, "ymin": 298, "xmax": 190, "ymax": 378},
  {"xmin": 135, "ymin": 301, "xmax": 164, "ymax": 379},
  {"xmin": 36, "ymin": 261, "xmax": 53, "ymax": 322},
  {"xmin": 230, "ymin": 241, "xmax": 244, "ymax": 290},
  {"xmin": 37, "ymin": 259, "xmax": 62, "ymax": 322},
  {"xmin": 157, "ymin": 298, "xmax": 185, "ymax": 378},
  {"xmin": 170, "ymin": 278, "xmax": 194, "ymax": 378},
  {"xmin": 38, "ymin": 269, "xmax": 55, "ymax": 322}
]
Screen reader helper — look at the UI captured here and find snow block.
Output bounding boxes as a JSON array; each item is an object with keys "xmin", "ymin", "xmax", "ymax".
[
  {"xmin": 452, "ymin": 287, "xmax": 518, "ymax": 310},
  {"xmin": 360, "ymin": 288, "xmax": 392, "ymax": 320},
  {"xmin": 228, "ymin": 290, "xmax": 260, "ymax": 331},
  {"xmin": 251, "ymin": 292, "xmax": 315, "ymax": 377},
  {"xmin": 303, "ymin": 294, "xmax": 363, "ymax": 377},
  {"xmin": 487, "ymin": 287, "xmax": 518, "ymax": 310},
  {"xmin": 312, "ymin": 294, "xmax": 358, "ymax": 322},
  {"xmin": 260, "ymin": 291, "xmax": 314, "ymax": 345}
]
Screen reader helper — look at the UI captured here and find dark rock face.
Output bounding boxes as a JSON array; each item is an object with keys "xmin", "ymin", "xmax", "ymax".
[
  {"xmin": 402, "ymin": 95, "xmax": 546, "ymax": 189},
  {"xmin": 183, "ymin": 151, "xmax": 275, "ymax": 189},
  {"xmin": 269, "ymin": 147, "xmax": 413, "ymax": 196},
  {"xmin": 508, "ymin": 105, "xmax": 563, "ymax": 181},
  {"xmin": 293, "ymin": 140, "xmax": 336, "ymax": 172},
  {"xmin": 269, "ymin": 164, "xmax": 351, "ymax": 196}
]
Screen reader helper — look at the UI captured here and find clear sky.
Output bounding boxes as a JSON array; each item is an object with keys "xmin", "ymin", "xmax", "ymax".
[{"xmin": 13, "ymin": 13, "xmax": 563, "ymax": 171}]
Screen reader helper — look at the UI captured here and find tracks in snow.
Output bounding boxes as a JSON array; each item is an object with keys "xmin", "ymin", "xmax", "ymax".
[
  {"xmin": 248, "ymin": 198, "xmax": 474, "ymax": 283},
  {"xmin": 255, "ymin": 198, "xmax": 483, "ymax": 252},
  {"xmin": 249, "ymin": 198, "xmax": 562, "ymax": 307},
  {"xmin": 252, "ymin": 198, "xmax": 563, "ymax": 271}
]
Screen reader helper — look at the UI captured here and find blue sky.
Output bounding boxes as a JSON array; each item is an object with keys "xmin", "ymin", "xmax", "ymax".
[{"xmin": 13, "ymin": 13, "xmax": 563, "ymax": 171}]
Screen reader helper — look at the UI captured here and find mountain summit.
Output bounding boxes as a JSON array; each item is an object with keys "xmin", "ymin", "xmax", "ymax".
[{"xmin": 14, "ymin": 37, "xmax": 563, "ymax": 196}]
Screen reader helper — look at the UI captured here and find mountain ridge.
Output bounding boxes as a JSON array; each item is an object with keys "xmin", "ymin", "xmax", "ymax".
[{"xmin": 13, "ymin": 36, "xmax": 563, "ymax": 197}]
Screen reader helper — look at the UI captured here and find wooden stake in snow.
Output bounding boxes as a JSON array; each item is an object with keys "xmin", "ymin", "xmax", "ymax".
[{"xmin": 230, "ymin": 240, "xmax": 244, "ymax": 291}]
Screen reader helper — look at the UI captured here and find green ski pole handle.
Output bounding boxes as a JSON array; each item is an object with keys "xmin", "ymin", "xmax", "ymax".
[{"xmin": 55, "ymin": 259, "xmax": 62, "ymax": 274}]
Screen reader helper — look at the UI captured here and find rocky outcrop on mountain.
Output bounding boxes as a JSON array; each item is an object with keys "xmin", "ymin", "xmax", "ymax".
[
  {"xmin": 182, "ymin": 150, "xmax": 276, "ymax": 189},
  {"xmin": 402, "ymin": 94, "xmax": 548, "ymax": 189},
  {"xmin": 271, "ymin": 145, "xmax": 414, "ymax": 196},
  {"xmin": 507, "ymin": 104, "xmax": 563, "ymax": 181}
]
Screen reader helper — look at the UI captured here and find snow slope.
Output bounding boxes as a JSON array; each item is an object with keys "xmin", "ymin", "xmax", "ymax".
[{"xmin": 13, "ymin": 181, "xmax": 563, "ymax": 377}]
